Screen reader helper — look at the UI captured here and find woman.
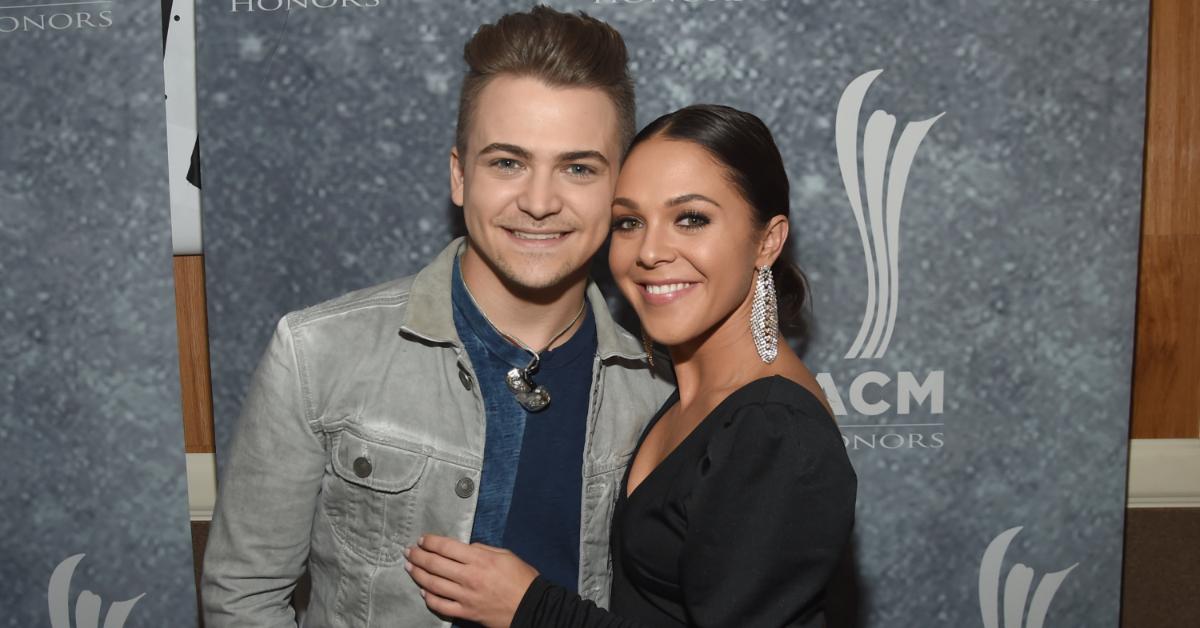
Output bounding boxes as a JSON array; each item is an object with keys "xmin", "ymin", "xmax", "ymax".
[{"xmin": 405, "ymin": 105, "xmax": 857, "ymax": 627}]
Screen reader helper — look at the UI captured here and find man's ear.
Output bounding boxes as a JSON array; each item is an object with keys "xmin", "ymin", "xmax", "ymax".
[
  {"xmin": 756, "ymin": 215, "xmax": 790, "ymax": 268},
  {"xmin": 449, "ymin": 146, "xmax": 465, "ymax": 207}
]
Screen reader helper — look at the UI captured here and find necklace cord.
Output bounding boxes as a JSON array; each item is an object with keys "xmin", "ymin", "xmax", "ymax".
[{"xmin": 459, "ymin": 278, "xmax": 586, "ymax": 379}]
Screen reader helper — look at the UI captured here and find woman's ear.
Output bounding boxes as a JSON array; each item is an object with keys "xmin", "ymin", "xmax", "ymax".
[{"xmin": 756, "ymin": 214, "xmax": 790, "ymax": 267}]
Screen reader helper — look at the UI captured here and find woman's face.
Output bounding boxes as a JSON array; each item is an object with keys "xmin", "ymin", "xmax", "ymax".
[{"xmin": 609, "ymin": 136, "xmax": 774, "ymax": 349}]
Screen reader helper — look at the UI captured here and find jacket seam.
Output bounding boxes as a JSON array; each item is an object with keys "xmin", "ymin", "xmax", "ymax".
[
  {"xmin": 292, "ymin": 291, "xmax": 412, "ymax": 329},
  {"xmin": 283, "ymin": 313, "xmax": 319, "ymax": 435},
  {"xmin": 328, "ymin": 422, "xmax": 483, "ymax": 470},
  {"xmin": 577, "ymin": 355, "xmax": 604, "ymax": 594}
]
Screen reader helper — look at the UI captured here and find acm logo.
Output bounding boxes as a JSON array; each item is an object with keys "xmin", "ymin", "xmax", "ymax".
[
  {"xmin": 817, "ymin": 69, "xmax": 947, "ymax": 449},
  {"xmin": 48, "ymin": 554, "xmax": 145, "ymax": 628},
  {"xmin": 979, "ymin": 527, "xmax": 1077, "ymax": 628},
  {"xmin": 837, "ymin": 69, "xmax": 944, "ymax": 362}
]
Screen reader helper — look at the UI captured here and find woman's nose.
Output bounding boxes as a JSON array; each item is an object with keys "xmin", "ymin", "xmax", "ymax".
[{"xmin": 636, "ymin": 223, "xmax": 675, "ymax": 269}]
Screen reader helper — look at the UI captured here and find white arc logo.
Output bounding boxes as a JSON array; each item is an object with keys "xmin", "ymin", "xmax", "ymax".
[
  {"xmin": 837, "ymin": 69, "xmax": 944, "ymax": 359},
  {"xmin": 48, "ymin": 554, "xmax": 145, "ymax": 628},
  {"xmin": 979, "ymin": 527, "xmax": 1077, "ymax": 628}
]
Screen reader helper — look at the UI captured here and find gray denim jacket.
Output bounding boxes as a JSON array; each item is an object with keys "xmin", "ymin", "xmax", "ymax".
[{"xmin": 201, "ymin": 238, "xmax": 674, "ymax": 628}]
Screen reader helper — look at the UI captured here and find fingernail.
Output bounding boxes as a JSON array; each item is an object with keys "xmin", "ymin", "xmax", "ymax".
[
  {"xmin": 404, "ymin": 562, "xmax": 412, "ymax": 572},
  {"xmin": 419, "ymin": 588, "xmax": 426, "ymax": 598},
  {"xmin": 404, "ymin": 547, "xmax": 411, "ymax": 558},
  {"xmin": 418, "ymin": 535, "xmax": 425, "ymax": 545}
]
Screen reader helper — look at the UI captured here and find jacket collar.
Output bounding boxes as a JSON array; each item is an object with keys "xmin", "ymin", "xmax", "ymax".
[{"xmin": 399, "ymin": 237, "xmax": 647, "ymax": 362}]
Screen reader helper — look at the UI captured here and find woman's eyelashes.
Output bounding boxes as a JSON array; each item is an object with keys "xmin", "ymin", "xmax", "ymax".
[
  {"xmin": 612, "ymin": 215, "xmax": 642, "ymax": 232},
  {"xmin": 675, "ymin": 210, "xmax": 710, "ymax": 230},
  {"xmin": 612, "ymin": 210, "xmax": 712, "ymax": 233}
]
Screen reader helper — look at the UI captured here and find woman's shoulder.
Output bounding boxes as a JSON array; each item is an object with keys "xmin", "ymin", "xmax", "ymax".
[
  {"xmin": 707, "ymin": 376, "xmax": 852, "ymax": 473},
  {"xmin": 719, "ymin": 375, "xmax": 836, "ymax": 430}
]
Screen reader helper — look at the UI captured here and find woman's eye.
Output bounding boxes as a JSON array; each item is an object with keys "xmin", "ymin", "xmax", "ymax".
[
  {"xmin": 676, "ymin": 211, "xmax": 710, "ymax": 229},
  {"xmin": 612, "ymin": 216, "xmax": 642, "ymax": 231}
]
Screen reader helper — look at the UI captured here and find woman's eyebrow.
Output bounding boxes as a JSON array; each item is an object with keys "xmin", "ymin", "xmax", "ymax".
[
  {"xmin": 666, "ymin": 193, "xmax": 721, "ymax": 208},
  {"xmin": 613, "ymin": 196, "xmax": 639, "ymax": 210}
]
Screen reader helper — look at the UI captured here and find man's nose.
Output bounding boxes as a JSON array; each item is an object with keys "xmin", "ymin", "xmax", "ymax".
[{"xmin": 517, "ymin": 170, "xmax": 563, "ymax": 220}]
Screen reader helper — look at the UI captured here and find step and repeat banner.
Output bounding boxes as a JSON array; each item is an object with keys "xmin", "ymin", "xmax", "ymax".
[
  {"xmin": 0, "ymin": 1, "xmax": 197, "ymax": 626},
  {"xmin": 196, "ymin": 1, "xmax": 1147, "ymax": 626}
]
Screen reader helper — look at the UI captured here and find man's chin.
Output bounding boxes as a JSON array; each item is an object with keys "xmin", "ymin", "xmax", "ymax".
[
  {"xmin": 496, "ymin": 259, "xmax": 586, "ymax": 294},
  {"xmin": 501, "ymin": 273, "xmax": 576, "ymax": 293}
]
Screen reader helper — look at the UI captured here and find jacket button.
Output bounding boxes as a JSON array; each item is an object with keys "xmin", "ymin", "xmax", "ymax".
[
  {"xmin": 353, "ymin": 456, "xmax": 372, "ymax": 478},
  {"xmin": 455, "ymin": 477, "xmax": 475, "ymax": 498},
  {"xmin": 458, "ymin": 370, "xmax": 474, "ymax": 391}
]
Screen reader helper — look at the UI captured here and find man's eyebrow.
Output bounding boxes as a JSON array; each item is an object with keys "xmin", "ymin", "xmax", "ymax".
[
  {"xmin": 477, "ymin": 143, "xmax": 533, "ymax": 160},
  {"xmin": 667, "ymin": 193, "xmax": 721, "ymax": 208},
  {"xmin": 559, "ymin": 150, "xmax": 610, "ymax": 167},
  {"xmin": 612, "ymin": 197, "xmax": 639, "ymax": 211}
]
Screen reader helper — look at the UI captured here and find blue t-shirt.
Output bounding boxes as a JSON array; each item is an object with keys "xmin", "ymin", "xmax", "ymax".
[{"xmin": 451, "ymin": 259, "xmax": 595, "ymax": 592}]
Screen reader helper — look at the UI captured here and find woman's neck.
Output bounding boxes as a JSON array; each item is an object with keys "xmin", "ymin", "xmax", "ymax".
[{"xmin": 668, "ymin": 295, "xmax": 783, "ymax": 410}]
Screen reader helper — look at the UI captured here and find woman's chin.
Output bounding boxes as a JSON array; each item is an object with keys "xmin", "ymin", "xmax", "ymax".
[{"xmin": 641, "ymin": 322, "xmax": 697, "ymax": 350}]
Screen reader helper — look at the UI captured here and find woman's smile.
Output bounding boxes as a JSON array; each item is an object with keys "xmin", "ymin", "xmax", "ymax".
[{"xmin": 637, "ymin": 281, "xmax": 699, "ymax": 304}]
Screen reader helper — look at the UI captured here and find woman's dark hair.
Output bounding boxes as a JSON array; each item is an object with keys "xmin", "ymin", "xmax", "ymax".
[{"xmin": 628, "ymin": 104, "xmax": 810, "ymax": 335}]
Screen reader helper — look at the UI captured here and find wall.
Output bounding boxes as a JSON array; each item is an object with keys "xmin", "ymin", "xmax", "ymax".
[{"xmin": 171, "ymin": 0, "xmax": 1196, "ymax": 626}]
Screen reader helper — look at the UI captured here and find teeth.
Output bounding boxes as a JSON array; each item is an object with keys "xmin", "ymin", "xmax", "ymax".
[
  {"xmin": 645, "ymin": 283, "xmax": 693, "ymax": 295},
  {"xmin": 512, "ymin": 231, "xmax": 563, "ymax": 240}
]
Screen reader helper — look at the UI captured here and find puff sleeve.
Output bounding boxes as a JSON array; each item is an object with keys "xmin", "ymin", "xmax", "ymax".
[
  {"xmin": 512, "ymin": 401, "xmax": 856, "ymax": 628},
  {"xmin": 676, "ymin": 402, "xmax": 857, "ymax": 627}
]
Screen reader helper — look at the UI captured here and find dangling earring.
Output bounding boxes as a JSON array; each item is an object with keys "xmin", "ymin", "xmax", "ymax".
[
  {"xmin": 642, "ymin": 329, "xmax": 654, "ymax": 368},
  {"xmin": 751, "ymin": 265, "xmax": 779, "ymax": 363}
]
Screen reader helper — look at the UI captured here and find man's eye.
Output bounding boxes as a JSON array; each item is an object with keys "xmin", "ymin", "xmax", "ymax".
[
  {"xmin": 491, "ymin": 158, "xmax": 522, "ymax": 171},
  {"xmin": 566, "ymin": 164, "xmax": 596, "ymax": 177},
  {"xmin": 612, "ymin": 216, "xmax": 642, "ymax": 231}
]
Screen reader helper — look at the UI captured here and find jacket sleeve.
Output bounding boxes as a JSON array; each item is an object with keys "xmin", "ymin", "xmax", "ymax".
[
  {"xmin": 511, "ymin": 577, "xmax": 650, "ymax": 628},
  {"xmin": 201, "ymin": 315, "xmax": 327, "ymax": 627},
  {"xmin": 677, "ymin": 402, "xmax": 857, "ymax": 627}
]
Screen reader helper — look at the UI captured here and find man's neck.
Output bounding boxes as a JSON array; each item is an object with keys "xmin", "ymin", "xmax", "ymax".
[{"xmin": 460, "ymin": 245, "xmax": 589, "ymax": 352}]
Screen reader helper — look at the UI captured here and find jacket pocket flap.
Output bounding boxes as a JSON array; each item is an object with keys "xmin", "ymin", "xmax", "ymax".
[{"xmin": 331, "ymin": 430, "xmax": 427, "ymax": 493}]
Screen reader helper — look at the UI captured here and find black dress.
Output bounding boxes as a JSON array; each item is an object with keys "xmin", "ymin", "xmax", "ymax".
[{"xmin": 511, "ymin": 376, "xmax": 857, "ymax": 628}]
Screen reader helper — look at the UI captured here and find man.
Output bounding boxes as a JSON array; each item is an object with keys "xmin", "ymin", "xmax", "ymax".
[{"xmin": 201, "ymin": 6, "xmax": 672, "ymax": 627}]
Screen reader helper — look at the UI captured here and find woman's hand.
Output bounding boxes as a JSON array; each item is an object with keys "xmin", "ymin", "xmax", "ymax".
[{"xmin": 405, "ymin": 534, "xmax": 539, "ymax": 628}]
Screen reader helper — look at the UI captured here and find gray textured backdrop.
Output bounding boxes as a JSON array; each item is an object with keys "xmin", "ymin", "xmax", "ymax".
[
  {"xmin": 197, "ymin": 0, "xmax": 1147, "ymax": 625},
  {"xmin": 0, "ymin": 2, "xmax": 197, "ymax": 626}
]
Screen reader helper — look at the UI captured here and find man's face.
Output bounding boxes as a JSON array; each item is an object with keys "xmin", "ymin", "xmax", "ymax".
[{"xmin": 451, "ymin": 75, "xmax": 622, "ymax": 292}]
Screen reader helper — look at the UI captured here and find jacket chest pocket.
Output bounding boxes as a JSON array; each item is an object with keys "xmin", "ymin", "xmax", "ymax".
[{"xmin": 323, "ymin": 430, "xmax": 428, "ymax": 565}]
